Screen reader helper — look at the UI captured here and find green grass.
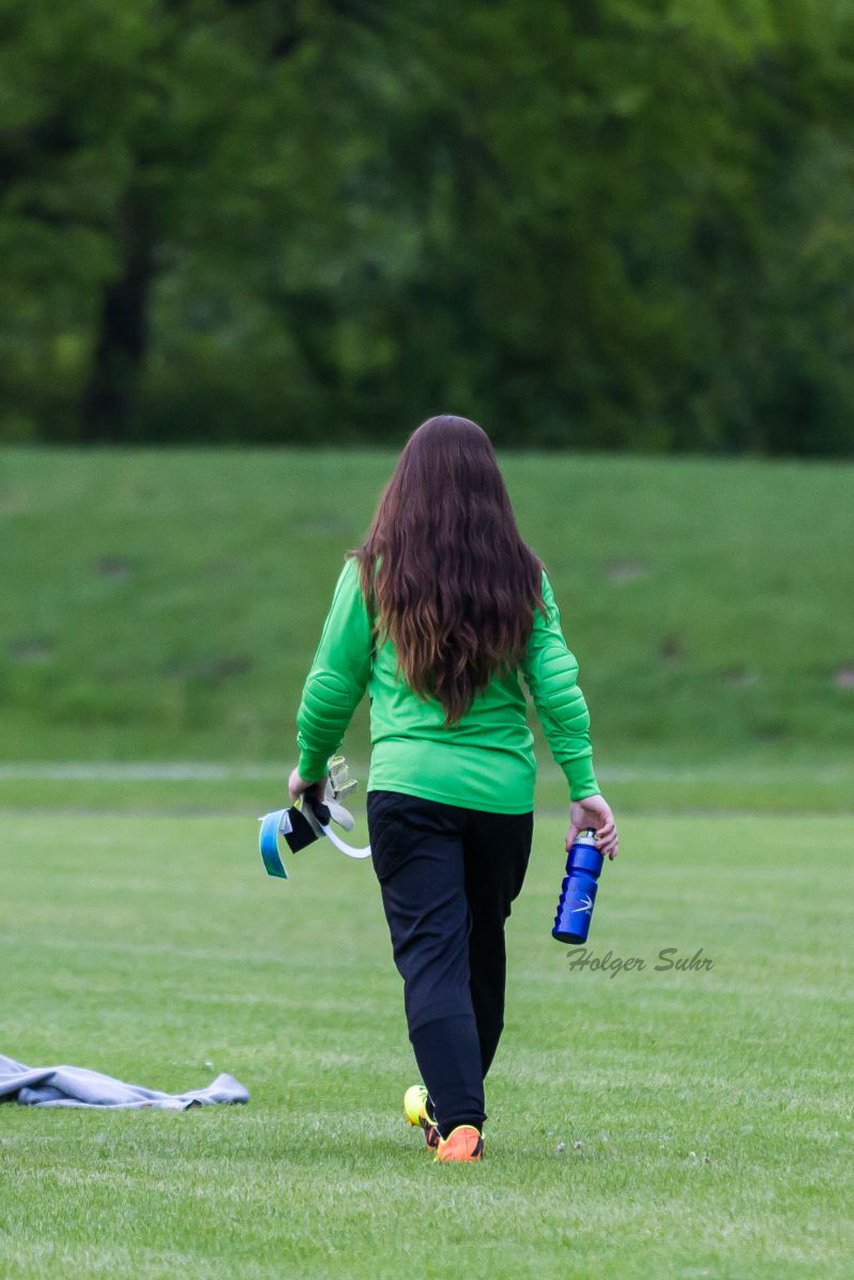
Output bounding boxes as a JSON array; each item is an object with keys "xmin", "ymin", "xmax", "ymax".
[
  {"xmin": 1, "ymin": 799, "xmax": 851, "ymax": 1279},
  {"xmin": 0, "ymin": 759, "xmax": 852, "ymax": 815},
  {"xmin": 1, "ymin": 448, "xmax": 852, "ymax": 767},
  {"xmin": 1, "ymin": 448, "xmax": 851, "ymax": 1274}
]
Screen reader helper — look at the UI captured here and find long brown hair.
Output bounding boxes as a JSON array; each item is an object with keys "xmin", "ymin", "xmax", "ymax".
[{"xmin": 354, "ymin": 415, "xmax": 544, "ymax": 725}]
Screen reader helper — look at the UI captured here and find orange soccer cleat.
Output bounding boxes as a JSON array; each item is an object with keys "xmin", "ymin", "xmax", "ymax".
[{"xmin": 434, "ymin": 1124, "xmax": 484, "ymax": 1163}]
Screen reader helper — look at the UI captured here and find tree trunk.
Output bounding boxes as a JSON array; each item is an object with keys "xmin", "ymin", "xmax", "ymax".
[{"xmin": 81, "ymin": 196, "xmax": 153, "ymax": 442}]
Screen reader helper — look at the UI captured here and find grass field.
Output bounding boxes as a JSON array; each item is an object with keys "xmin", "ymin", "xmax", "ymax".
[
  {"xmin": 1, "ymin": 793, "xmax": 851, "ymax": 1279},
  {"xmin": 2, "ymin": 448, "xmax": 851, "ymax": 1277}
]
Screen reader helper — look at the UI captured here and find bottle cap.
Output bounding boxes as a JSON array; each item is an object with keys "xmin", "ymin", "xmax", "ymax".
[{"xmin": 574, "ymin": 828, "xmax": 598, "ymax": 847}]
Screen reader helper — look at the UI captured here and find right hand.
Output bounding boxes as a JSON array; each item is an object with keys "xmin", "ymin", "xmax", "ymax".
[
  {"xmin": 288, "ymin": 768, "xmax": 325, "ymax": 808},
  {"xmin": 567, "ymin": 794, "xmax": 619, "ymax": 860}
]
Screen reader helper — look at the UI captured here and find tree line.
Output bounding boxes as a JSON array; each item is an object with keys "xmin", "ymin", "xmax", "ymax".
[{"xmin": 1, "ymin": 0, "xmax": 852, "ymax": 454}]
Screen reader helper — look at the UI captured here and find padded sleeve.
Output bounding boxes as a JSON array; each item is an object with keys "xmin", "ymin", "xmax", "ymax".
[
  {"xmin": 296, "ymin": 558, "xmax": 373, "ymax": 781},
  {"xmin": 521, "ymin": 571, "xmax": 600, "ymax": 800}
]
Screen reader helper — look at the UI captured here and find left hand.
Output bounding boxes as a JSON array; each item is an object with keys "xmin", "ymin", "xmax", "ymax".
[
  {"xmin": 288, "ymin": 768, "xmax": 325, "ymax": 807},
  {"xmin": 567, "ymin": 793, "xmax": 619, "ymax": 861}
]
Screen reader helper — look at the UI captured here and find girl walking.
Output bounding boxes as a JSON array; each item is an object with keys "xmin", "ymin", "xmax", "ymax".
[{"xmin": 289, "ymin": 415, "xmax": 618, "ymax": 1162}]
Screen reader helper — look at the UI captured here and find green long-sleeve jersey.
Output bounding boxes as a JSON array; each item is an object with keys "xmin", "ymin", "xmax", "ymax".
[{"xmin": 296, "ymin": 557, "xmax": 599, "ymax": 814}]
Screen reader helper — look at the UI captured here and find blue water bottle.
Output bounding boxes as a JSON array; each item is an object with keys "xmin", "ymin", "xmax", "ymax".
[{"xmin": 552, "ymin": 829, "xmax": 604, "ymax": 945}]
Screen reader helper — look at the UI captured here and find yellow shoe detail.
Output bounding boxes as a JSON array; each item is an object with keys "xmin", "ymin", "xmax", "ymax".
[
  {"xmin": 403, "ymin": 1084, "xmax": 440, "ymax": 1149},
  {"xmin": 403, "ymin": 1084, "xmax": 429, "ymax": 1127}
]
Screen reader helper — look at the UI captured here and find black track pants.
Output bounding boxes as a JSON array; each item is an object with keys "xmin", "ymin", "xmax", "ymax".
[{"xmin": 367, "ymin": 790, "xmax": 533, "ymax": 1137}]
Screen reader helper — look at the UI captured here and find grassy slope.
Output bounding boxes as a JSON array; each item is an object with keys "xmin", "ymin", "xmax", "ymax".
[
  {"xmin": 1, "ymin": 449, "xmax": 852, "ymax": 776},
  {"xmin": 0, "ymin": 807, "xmax": 850, "ymax": 1279}
]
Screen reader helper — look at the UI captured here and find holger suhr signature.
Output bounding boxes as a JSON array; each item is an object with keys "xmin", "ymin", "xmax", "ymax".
[{"xmin": 565, "ymin": 947, "xmax": 714, "ymax": 978}]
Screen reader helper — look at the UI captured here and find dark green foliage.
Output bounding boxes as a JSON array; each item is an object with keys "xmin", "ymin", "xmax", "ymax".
[{"xmin": 1, "ymin": 1, "xmax": 852, "ymax": 453}]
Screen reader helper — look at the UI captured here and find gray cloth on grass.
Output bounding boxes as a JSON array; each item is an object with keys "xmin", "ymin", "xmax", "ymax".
[{"xmin": 0, "ymin": 1053, "xmax": 249, "ymax": 1110}]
